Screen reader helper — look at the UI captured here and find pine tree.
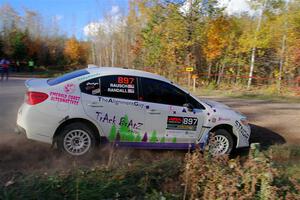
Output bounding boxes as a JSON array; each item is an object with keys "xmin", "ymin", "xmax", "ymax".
[
  {"xmin": 172, "ymin": 137, "xmax": 177, "ymax": 143},
  {"xmin": 134, "ymin": 132, "xmax": 142, "ymax": 142},
  {"xmin": 127, "ymin": 130, "xmax": 135, "ymax": 142},
  {"xmin": 108, "ymin": 124, "xmax": 117, "ymax": 142},
  {"xmin": 119, "ymin": 115, "xmax": 130, "ymax": 141},
  {"xmin": 149, "ymin": 130, "xmax": 158, "ymax": 143}
]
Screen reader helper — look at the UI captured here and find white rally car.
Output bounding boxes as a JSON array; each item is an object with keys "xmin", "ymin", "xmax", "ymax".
[{"xmin": 16, "ymin": 66, "xmax": 250, "ymax": 156}]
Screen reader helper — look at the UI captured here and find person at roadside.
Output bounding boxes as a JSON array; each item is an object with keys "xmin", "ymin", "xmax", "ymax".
[
  {"xmin": 0, "ymin": 58, "xmax": 3, "ymax": 76},
  {"xmin": 28, "ymin": 59, "xmax": 34, "ymax": 72},
  {"xmin": 16, "ymin": 60, "xmax": 20, "ymax": 72},
  {"xmin": 0, "ymin": 58, "xmax": 10, "ymax": 81}
]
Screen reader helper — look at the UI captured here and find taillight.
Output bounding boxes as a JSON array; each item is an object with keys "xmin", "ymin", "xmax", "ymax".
[{"xmin": 26, "ymin": 91, "xmax": 48, "ymax": 105}]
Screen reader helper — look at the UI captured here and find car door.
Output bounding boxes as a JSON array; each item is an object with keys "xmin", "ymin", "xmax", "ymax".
[
  {"xmin": 140, "ymin": 77, "xmax": 205, "ymax": 145},
  {"xmin": 80, "ymin": 75, "xmax": 146, "ymax": 143}
]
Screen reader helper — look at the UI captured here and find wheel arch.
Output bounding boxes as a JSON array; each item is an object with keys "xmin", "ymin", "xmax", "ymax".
[
  {"xmin": 53, "ymin": 118, "xmax": 101, "ymax": 145},
  {"xmin": 209, "ymin": 124, "xmax": 237, "ymax": 147}
]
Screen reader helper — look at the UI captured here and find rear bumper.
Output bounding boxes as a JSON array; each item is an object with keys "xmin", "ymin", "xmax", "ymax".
[
  {"xmin": 15, "ymin": 125, "xmax": 26, "ymax": 135},
  {"xmin": 17, "ymin": 103, "xmax": 54, "ymax": 144}
]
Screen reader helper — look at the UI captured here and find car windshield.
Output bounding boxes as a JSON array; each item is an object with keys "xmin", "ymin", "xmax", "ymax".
[{"xmin": 47, "ymin": 69, "xmax": 89, "ymax": 86}]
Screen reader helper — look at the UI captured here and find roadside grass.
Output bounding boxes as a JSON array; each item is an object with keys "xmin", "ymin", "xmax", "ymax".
[
  {"xmin": 10, "ymin": 66, "xmax": 77, "ymax": 78},
  {"xmin": 269, "ymin": 145, "xmax": 300, "ymax": 180},
  {"xmin": 0, "ymin": 145, "xmax": 299, "ymax": 199},
  {"xmin": 11, "ymin": 70, "xmax": 63, "ymax": 78},
  {"xmin": 192, "ymin": 84, "xmax": 300, "ymax": 103}
]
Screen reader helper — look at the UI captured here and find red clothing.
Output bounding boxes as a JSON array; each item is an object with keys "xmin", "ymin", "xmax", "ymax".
[
  {"xmin": 2, "ymin": 63, "xmax": 9, "ymax": 68},
  {"xmin": 0, "ymin": 60, "xmax": 9, "ymax": 68}
]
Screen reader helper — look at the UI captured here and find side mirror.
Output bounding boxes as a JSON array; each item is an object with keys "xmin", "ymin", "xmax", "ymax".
[{"xmin": 183, "ymin": 103, "xmax": 194, "ymax": 112}]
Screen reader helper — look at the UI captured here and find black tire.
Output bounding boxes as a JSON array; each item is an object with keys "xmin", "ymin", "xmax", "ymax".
[
  {"xmin": 209, "ymin": 129, "xmax": 234, "ymax": 155},
  {"xmin": 57, "ymin": 122, "xmax": 96, "ymax": 156}
]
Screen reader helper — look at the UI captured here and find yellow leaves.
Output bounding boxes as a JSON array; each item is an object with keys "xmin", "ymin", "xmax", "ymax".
[
  {"xmin": 64, "ymin": 38, "xmax": 81, "ymax": 62},
  {"xmin": 64, "ymin": 37, "xmax": 88, "ymax": 65},
  {"xmin": 204, "ymin": 16, "xmax": 232, "ymax": 62}
]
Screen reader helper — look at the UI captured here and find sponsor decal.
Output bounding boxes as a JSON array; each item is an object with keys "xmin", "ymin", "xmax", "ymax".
[
  {"xmin": 107, "ymin": 114, "xmax": 178, "ymax": 144},
  {"xmin": 98, "ymin": 96, "xmax": 144, "ymax": 109},
  {"xmin": 50, "ymin": 92, "xmax": 80, "ymax": 105},
  {"xmin": 167, "ymin": 116, "xmax": 198, "ymax": 131},
  {"xmin": 92, "ymin": 88, "xmax": 100, "ymax": 95},
  {"xmin": 211, "ymin": 117, "xmax": 216, "ymax": 123},
  {"xmin": 235, "ymin": 120, "xmax": 250, "ymax": 139},
  {"xmin": 83, "ymin": 81, "xmax": 100, "ymax": 95},
  {"xmin": 96, "ymin": 112, "xmax": 143, "ymax": 130},
  {"xmin": 77, "ymin": 72, "xmax": 101, "ymax": 81},
  {"xmin": 64, "ymin": 83, "xmax": 76, "ymax": 94},
  {"xmin": 169, "ymin": 106, "xmax": 177, "ymax": 114},
  {"xmin": 218, "ymin": 117, "xmax": 231, "ymax": 121}
]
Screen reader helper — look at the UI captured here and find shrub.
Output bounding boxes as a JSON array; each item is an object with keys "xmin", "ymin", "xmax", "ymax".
[{"xmin": 182, "ymin": 147, "xmax": 300, "ymax": 200}]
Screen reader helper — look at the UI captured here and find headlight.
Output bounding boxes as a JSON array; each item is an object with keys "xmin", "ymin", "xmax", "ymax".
[{"xmin": 240, "ymin": 118, "xmax": 249, "ymax": 126}]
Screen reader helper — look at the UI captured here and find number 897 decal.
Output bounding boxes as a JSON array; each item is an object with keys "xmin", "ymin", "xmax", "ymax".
[{"xmin": 167, "ymin": 116, "xmax": 198, "ymax": 131}]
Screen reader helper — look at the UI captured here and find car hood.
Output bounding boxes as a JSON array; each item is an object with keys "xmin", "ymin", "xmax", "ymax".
[
  {"xmin": 201, "ymin": 99, "xmax": 231, "ymax": 109},
  {"xmin": 201, "ymin": 99, "xmax": 246, "ymax": 118}
]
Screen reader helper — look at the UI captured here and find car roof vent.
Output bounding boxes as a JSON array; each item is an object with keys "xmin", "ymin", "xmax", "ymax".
[{"xmin": 87, "ymin": 64, "xmax": 98, "ymax": 68}]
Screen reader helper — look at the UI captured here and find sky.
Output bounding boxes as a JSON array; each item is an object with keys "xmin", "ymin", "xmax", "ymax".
[
  {"xmin": 220, "ymin": 0, "xmax": 250, "ymax": 14},
  {"xmin": 0, "ymin": 0, "xmax": 129, "ymax": 39},
  {"xmin": 0, "ymin": 0, "xmax": 251, "ymax": 39}
]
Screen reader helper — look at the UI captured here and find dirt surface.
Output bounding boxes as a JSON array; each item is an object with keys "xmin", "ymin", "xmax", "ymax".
[
  {"xmin": 0, "ymin": 79, "xmax": 299, "ymax": 176},
  {"xmin": 204, "ymin": 96, "xmax": 300, "ymax": 145}
]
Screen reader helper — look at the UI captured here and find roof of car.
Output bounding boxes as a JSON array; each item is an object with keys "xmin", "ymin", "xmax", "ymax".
[{"xmin": 86, "ymin": 67, "xmax": 171, "ymax": 83}]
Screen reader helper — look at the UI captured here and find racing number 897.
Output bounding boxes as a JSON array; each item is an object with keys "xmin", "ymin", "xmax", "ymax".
[
  {"xmin": 183, "ymin": 117, "xmax": 198, "ymax": 125},
  {"xmin": 118, "ymin": 76, "xmax": 134, "ymax": 84}
]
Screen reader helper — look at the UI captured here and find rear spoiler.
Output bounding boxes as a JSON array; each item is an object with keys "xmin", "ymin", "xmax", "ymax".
[
  {"xmin": 24, "ymin": 78, "xmax": 49, "ymax": 89},
  {"xmin": 25, "ymin": 79, "xmax": 34, "ymax": 89}
]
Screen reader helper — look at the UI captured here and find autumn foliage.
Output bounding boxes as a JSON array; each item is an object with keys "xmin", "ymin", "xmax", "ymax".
[
  {"xmin": 0, "ymin": 4, "xmax": 89, "ymax": 67},
  {"xmin": 64, "ymin": 38, "xmax": 89, "ymax": 65}
]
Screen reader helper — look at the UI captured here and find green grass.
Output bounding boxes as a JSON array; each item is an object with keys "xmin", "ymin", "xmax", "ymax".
[
  {"xmin": 0, "ymin": 156, "xmax": 183, "ymax": 200},
  {"xmin": 269, "ymin": 145, "xmax": 300, "ymax": 180}
]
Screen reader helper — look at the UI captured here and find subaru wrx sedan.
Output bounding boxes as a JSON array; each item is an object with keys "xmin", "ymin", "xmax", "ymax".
[{"xmin": 16, "ymin": 66, "xmax": 250, "ymax": 156}]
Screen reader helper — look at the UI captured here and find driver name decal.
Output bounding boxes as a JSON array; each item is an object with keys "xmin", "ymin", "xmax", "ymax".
[
  {"xmin": 167, "ymin": 116, "xmax": 198, "ymax": 131},
  {"xmin": 107, "ymin": 76, "xmax": 136, "ymax": 94}
]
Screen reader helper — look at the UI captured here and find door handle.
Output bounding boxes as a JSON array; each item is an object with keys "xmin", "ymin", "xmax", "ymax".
[
  {"xmin": 88, "ymin": 102, "xmax": 104, "ymax": 107},
  {"xmin": 147, "ymin": 109, "xmax": 161, "ymax": 115}
]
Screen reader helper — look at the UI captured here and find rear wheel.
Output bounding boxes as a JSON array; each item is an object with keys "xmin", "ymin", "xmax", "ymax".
[
  {"xmin": 57, "ymin": 122, "xmax": 96, "ymax": 156},
  {"xmin": 208, "ymin": 129, "xmax": 234, "ymax": 155}
]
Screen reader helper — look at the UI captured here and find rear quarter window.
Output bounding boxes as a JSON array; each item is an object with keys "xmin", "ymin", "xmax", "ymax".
[
  {"xmin": 48, "ymin": 69, "xmax": 89, "ymax": 86},
  {"xmin": 80, "ymin": 77, "xmax": 101, "ymax": 95}
]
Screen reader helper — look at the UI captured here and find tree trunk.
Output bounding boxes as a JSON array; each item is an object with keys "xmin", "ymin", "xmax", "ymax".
[
  {"xmin": 207, "ymin": 62, "xmax": 212, "ymax": 81},
  {"xmin": 111, "ymin": 38, "xmax": 114, "ymax": 67},
  {"xmin": 278, "ymin": 1, "xmax": 289, "ymax": 92},
  {"xmin": 247, "ymin": 0, "xmax": 267, "ymax": 89},
  {"xmin": 217, "ymin": 63, "xmax": 225, "ymax": 85}
]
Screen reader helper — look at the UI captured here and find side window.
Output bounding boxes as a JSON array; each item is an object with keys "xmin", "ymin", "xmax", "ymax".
[
  {"xmin": 101, "ymin": 75, "xmax": 138, "ymax": 100},
  {"xmin": 140, "ymin": 78, "xmax": 187, "ymax": 106},
  {"xmin": 80, "ymin": 77, "xmax": 101, "ymax": 95},
  {"xmin": 187, "ymin": 95, "xmax": 206, "ymax": 110}
]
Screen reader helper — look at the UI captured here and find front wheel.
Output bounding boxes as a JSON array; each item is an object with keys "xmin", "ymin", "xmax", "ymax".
[
  {"xmin": 57, "ymin": 122, "xmax": 96, "ymax": 156},
  {"xmin": 208, "ymin": 129, "xmax": 234, "ymax": 155}
]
